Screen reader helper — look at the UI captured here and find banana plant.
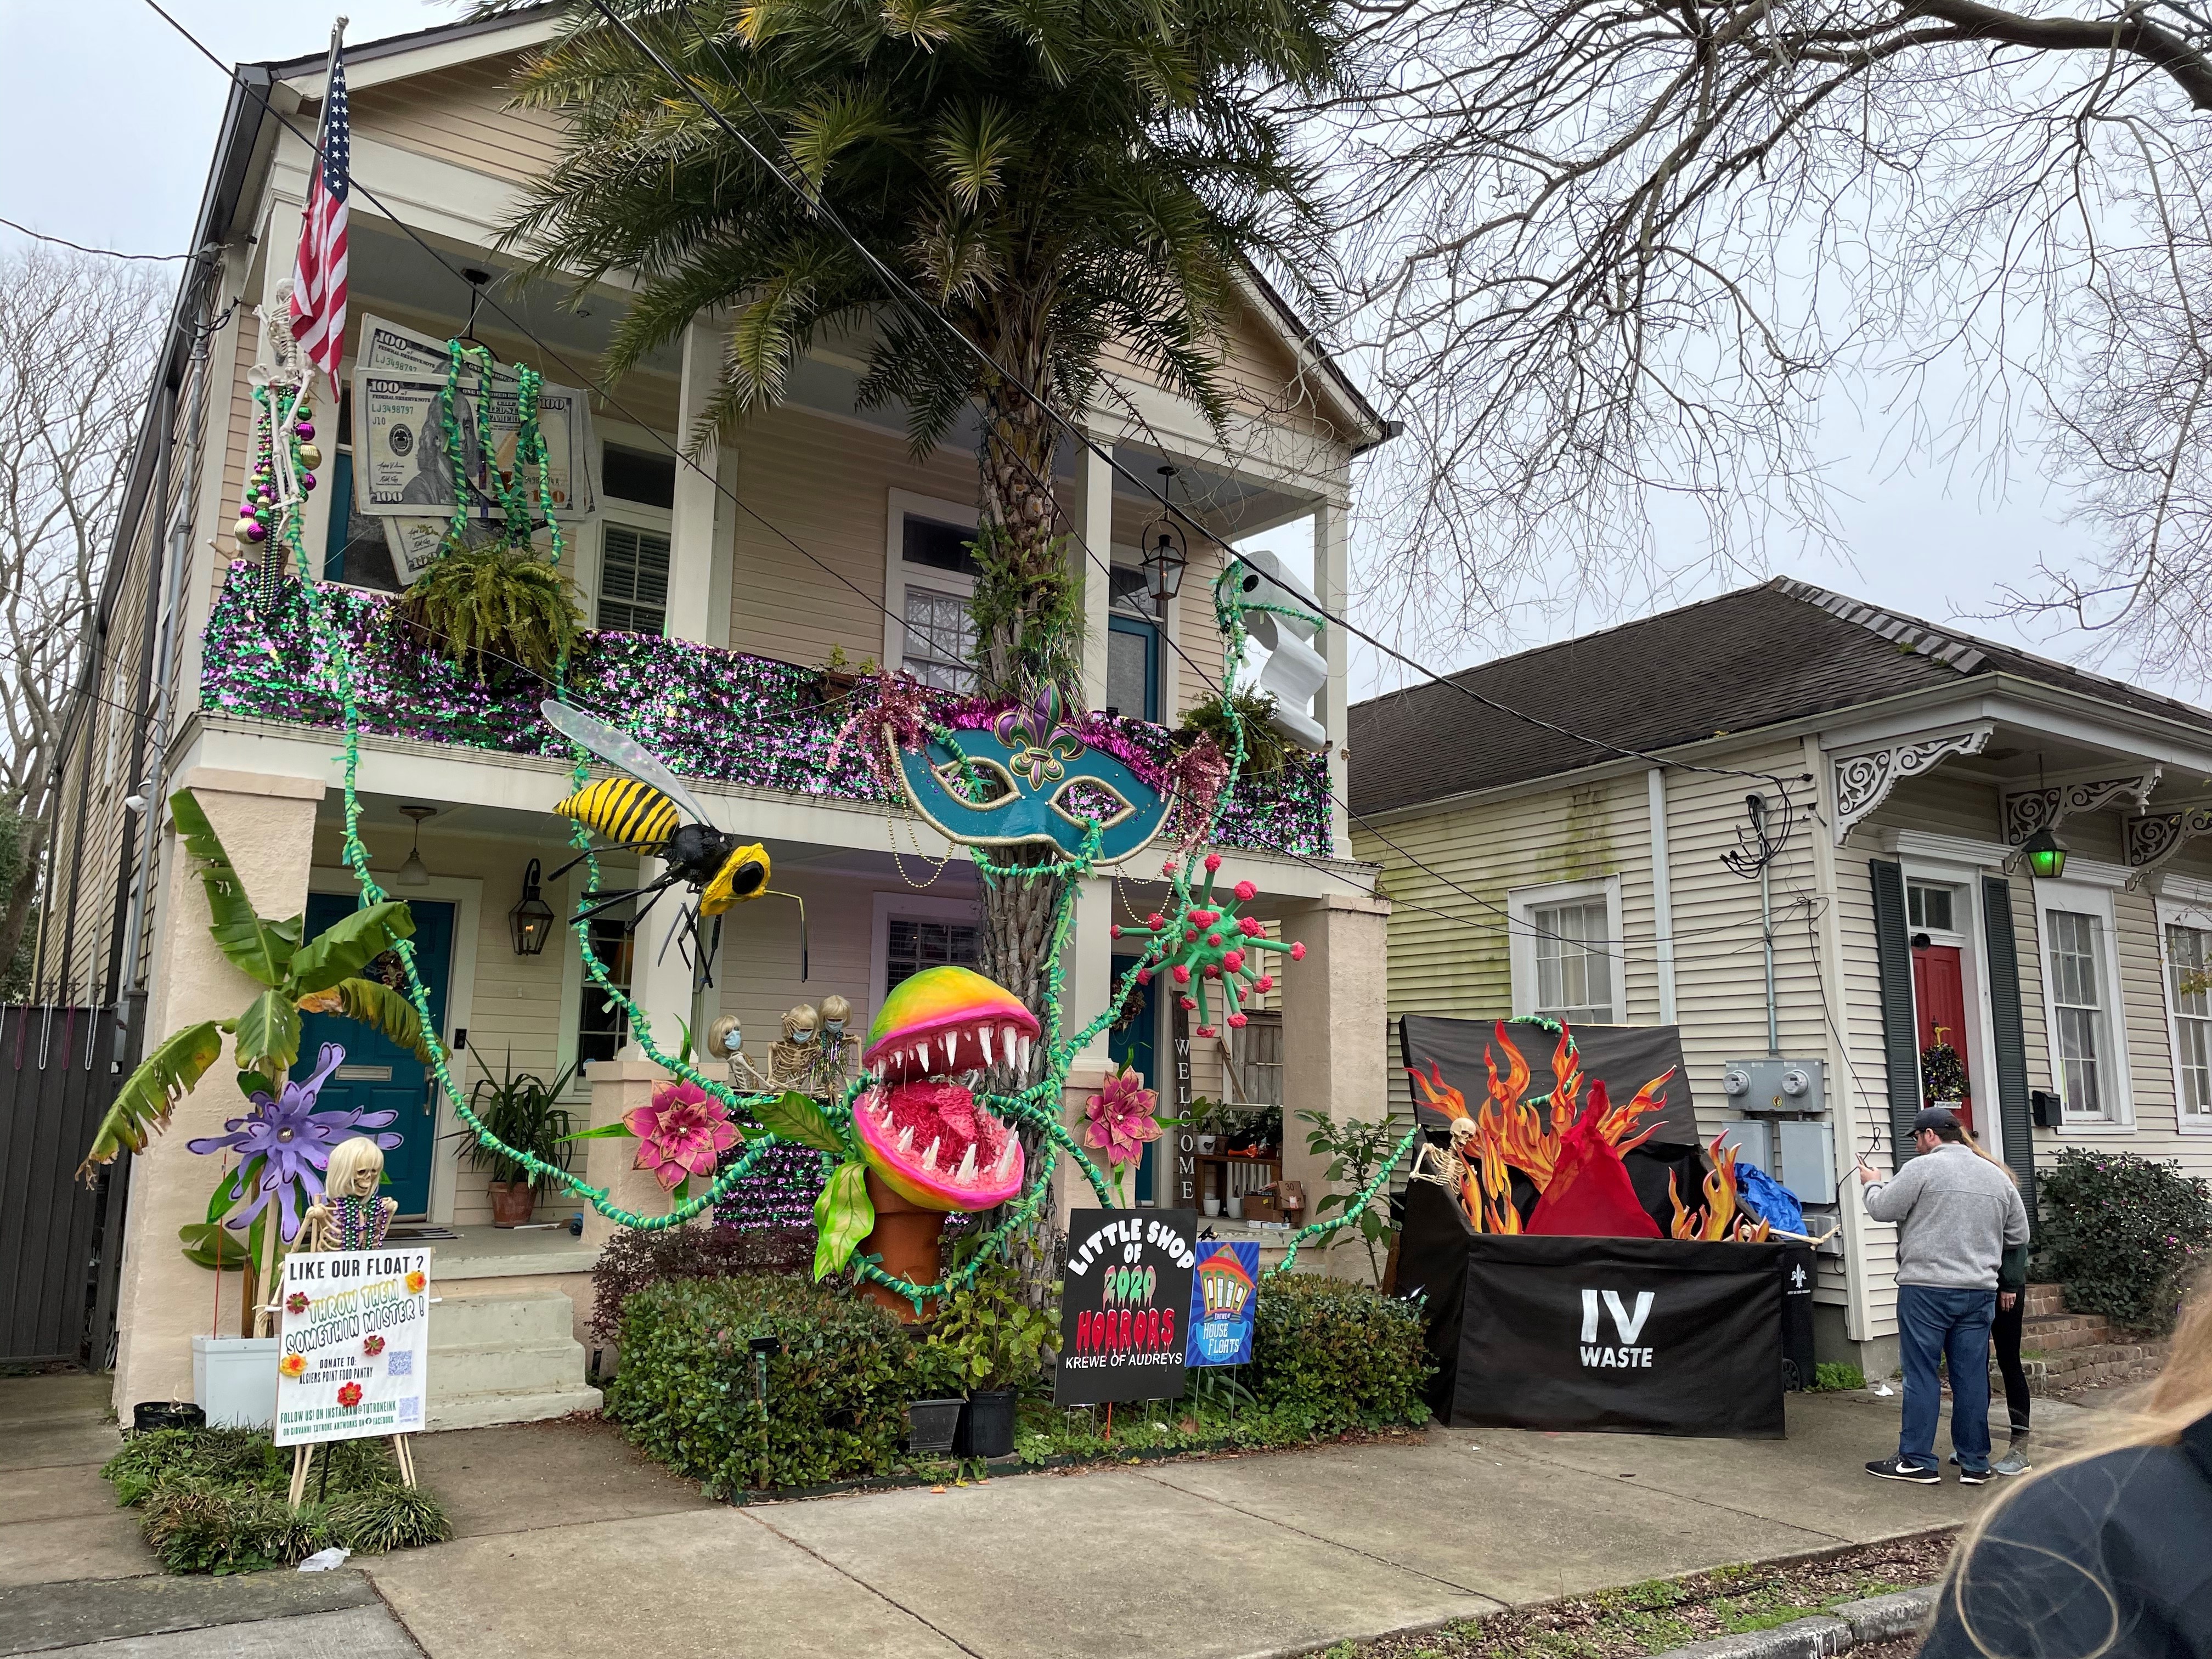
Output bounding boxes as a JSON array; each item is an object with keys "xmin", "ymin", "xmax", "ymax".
[{"xmin": 76, "ymin": 789, "xmax": 435, "ymax": 1178}]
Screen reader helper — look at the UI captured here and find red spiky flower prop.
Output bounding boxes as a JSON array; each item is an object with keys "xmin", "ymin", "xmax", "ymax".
[{"xmin": 1111, "ymin": 854, "xmax": 1304, "ymax": 1038}]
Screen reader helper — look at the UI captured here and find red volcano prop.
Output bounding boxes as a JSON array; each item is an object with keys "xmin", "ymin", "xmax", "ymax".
[{"xmin": 1525, "ymin": 1081, "xmax": 1662, "ymax": 1239}]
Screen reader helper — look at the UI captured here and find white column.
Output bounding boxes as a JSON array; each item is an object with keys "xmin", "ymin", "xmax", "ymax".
[
  {"xmin": 1313, "ymin": 498, "xmax": 1352, "ymax": 858},
  {"xmin": 666, "ymin": 317, "xmax": 722, "ymax": 643},
  {"xmin": 1647, "ymin": 767, "xmax": 1678, "ymax": 1025},
  {"xmin": 1069, "ymin": 437, "xmax": 1115, "ymax": 713},
  {"xmin": 620, "ymin": 870, "xmax": 709, "ymax": 1070}
]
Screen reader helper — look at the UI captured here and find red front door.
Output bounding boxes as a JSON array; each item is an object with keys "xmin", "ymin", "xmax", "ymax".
[{"xmin": 1911, "ymin": 943, "xmax": 1973, "ymax": 1131}]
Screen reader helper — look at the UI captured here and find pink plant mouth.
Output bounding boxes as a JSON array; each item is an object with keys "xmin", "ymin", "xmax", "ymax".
[
  {"xmin": 864, "ymin": 1012, "xmax": 1041, "ymax": 1084},
  {"xmin": 853, "ymin": 1080, "xmax": 1024, "ymax": 1211}
]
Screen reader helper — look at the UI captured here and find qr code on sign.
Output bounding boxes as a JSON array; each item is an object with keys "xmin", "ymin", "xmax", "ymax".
[
  {"xmin": 386, "ymin": 1350, "xmax": 414, "ymax": 1376},
  {"xmin": 398, "ymin": 1396, "xmax": 421, "ymax": 1425}
]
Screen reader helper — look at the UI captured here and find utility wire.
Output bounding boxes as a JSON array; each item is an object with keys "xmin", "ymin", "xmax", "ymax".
[{"xmin": 0, "ymin": 213, "xmax": 201, "ymax": 261}]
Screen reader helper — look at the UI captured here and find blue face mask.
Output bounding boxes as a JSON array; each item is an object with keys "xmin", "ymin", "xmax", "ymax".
[{"xmin": 893, "ymin": 689, "xmax": 1173, "ymax": 864}]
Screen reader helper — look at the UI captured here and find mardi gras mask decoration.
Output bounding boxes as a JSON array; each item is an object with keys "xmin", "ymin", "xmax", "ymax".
[{"xmin": 891, "ymin": 686, "xmax": 1173, "ymax": 864}]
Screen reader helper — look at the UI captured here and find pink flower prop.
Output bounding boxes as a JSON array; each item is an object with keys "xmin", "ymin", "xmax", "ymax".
[
  {"xmin": 624, "ymin": 1080, "xmax": 742, "ymax": 1192},
  {"xmin": 1083, "ymin": 1066, "xmax": 1162, "ymax": 1169}
]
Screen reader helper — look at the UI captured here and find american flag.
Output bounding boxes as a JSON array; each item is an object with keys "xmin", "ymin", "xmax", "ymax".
[{"xmin": 289, "ymin": 27, "xmax": 350, "ymax": 397}]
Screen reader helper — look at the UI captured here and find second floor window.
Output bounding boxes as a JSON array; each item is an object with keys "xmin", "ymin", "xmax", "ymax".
[
  {"xmin": 599, "ymin": 523, "xmax": 670, "ymax": 635},
  {"xmin": 1531, "ymin": 899, "xmax": 1616, "ymax": 1024}
]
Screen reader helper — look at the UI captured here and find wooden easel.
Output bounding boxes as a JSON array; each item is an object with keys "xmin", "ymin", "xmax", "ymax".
[{"xmin": 289, "ymin": 1432, "xmax": 416, "ymax": 1506}]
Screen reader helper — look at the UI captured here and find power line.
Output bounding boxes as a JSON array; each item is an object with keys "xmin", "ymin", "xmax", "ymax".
[{"xmin": 0, "ymin": 214, "xmax": 200, "ymax": 262}]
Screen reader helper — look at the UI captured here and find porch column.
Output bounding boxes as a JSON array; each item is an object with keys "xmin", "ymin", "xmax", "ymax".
[
  {"xmin": 580, "ymin": 1057, "xmax": 685, "ymax": 1253},
  {"xmin": 667, "ymin": 317, "xmax": 723, "ymax": 644},
  {"xmin": 1055, "ymin": 873, "xmax": 1118, "ymax": 1226},
  {"xmin": 111, "ymin": 768, "xmax": 323, "ymax": 1415},
  {"xmin": 1313, "ymin": 499, "xmax": 1352, "ymax": 859},
  {"xmin": 620, "ymin": 882, "xmax": 710, "ymax": 1076},
  {"xmin": 1068, "ymin": 436, "xmax": 1115, "ymax": 712},
  {"xmin": 1276, "ymin": 891, "xmax": 1392, "ymax": 1280}
]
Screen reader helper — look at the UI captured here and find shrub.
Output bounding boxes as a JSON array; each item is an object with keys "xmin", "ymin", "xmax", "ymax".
[
  {"xmin": 103, "ymin": 1429, "xmax": 447, "ymax": 1573},
  {"xmin": 1250, "ymin": 1274, "xmax": 1434, "ymax": 1432},
  {"xmin": 924, "ymin": 1245, "xmax": 1059, "ymax": 1392},
  {"xmin": 2035, "ymin": 1148, "xmax": 2212, "ymax": 1333},
  {"xmin": 590, "ymin": 1222, "xmax": 814, "ymax": 1348},
  {"xmin": 606, "ymin": 1274, "xmax": 953, "ymax": 1495},
  {"xmin": 1810, "ymin": 1362, "xmax": 1866, "ymax": 1393}
]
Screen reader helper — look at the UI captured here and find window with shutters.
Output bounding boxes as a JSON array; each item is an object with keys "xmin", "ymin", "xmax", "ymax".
[
  {"xmin": 885, "ymin": 917, "xmax": 980, "ymax": 993},
  {"xmin": 1508, "ymin": 876, "xmax": 1623, "ymax": 1025},
  {"xmin": 2160, "ymin": 912, "xmax": 2212, "ymax": 1128},
  {"xmin": 2037, "ymin": 893, "xmax": 2130, "ymax": 1125},
  {"xmin": 598, "ymin": 523, "xmax": 670, "ymax": 635}
]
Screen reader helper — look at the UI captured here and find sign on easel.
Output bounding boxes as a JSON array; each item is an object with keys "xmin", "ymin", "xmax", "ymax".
[
  {"xmin": 1054, "ymin": 1209, "xmax": 1198, "ymax": 1406},
  {"xmin": 274, "ymin": 1248, "xmax": 432, "ymax": 1446}
]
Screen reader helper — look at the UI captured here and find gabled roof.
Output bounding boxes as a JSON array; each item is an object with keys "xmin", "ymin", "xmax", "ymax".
[{"xmin": 1346, "ymin": 577, "xmax": 2212, "ymax": 817}]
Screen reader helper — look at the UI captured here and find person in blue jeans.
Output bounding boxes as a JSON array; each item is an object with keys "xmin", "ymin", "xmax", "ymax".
[{"xmin": 1857, "ymin": 1107, "xmax": 2031, "ymax": 1485}]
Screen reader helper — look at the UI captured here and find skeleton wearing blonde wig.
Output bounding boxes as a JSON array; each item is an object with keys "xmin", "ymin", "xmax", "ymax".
[{"xmin": 297, "ymin": 1135, "xmax": 397, "ymax": 1254}]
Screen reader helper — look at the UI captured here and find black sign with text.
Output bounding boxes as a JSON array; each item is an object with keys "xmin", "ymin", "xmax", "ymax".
[{"xmin": 1054, "ymin": 1209, "xmax": 1199, "ymax": 1406}]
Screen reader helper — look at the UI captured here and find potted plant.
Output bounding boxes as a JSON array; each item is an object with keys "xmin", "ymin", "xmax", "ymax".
[
  {"xmin": 395, "ymin": 538, "xmax": 585, "ymax": 685},
  {"xmin": 1192, "ymin": 1096, "xmax": 1225, "ymax": 1154},
  {"xmin": 925, "ymin": 1245, "xmax": 1057, "ymax": 1460},
  {"xmin": 815, "ymin": 644, "xmax": 876, "ymax": 707},
  {"xmin": 460, "ymin": 1053, "xmax": 578, "ymax": 1226}
]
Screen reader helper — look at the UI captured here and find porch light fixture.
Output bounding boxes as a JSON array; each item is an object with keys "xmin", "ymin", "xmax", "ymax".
[
  {"xmin": 2021, "ymin": 826, "xmax": 2068, "ymax": 879},
  {"xmin": 1139, "ymin": 465, "xmax": 1189, "ymax": 605},
  {"xmin": 397, "ymin": 805, "xmax": 435, "ymax": 888},
  {"xmin": 510, "ymin": 858, "xmax": 555, "ymax": 956}
]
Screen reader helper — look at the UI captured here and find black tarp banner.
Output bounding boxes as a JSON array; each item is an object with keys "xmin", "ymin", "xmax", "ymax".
[
  {"xmin": 1398, "ymin": 1182, "xmax": 1787, "ymax": 1437},
  {"xmin": 1054, "ymin": 1209, "xmax": 1198, "ymax": 1406},
  {"xmin": 1400, "ymin": 1015, "xmax": 1702, "ymax": 1147}
]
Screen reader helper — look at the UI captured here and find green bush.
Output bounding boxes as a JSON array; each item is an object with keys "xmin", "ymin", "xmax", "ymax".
[
  {"xmin": 2035, "ymin": 1148, "xmax": 2212, "ymax": 1333},
  {"xmin": 1809, "ymin": 1362, "xmax": 1866, "ymax": 1393},
  {"xmin": 607, "ymin": 1273, "xmax": 954, "ymax": 1496},
  {"xmin": 101, "ymin": 1429, "xmax": 448, "ymax": 1574},
  {"xmin": 1250, "ymin": 1275, "xmax": 1434, "ymax": 1433}
]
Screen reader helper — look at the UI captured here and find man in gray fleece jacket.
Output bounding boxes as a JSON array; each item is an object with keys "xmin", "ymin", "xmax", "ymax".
[{"xmin": 1857, "ymin": 1107, "xmax": 2030, "ymax": 1485}]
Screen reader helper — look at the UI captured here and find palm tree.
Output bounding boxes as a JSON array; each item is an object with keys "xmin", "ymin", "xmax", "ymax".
[{"xmin": 497, "ymin": 0, "xmax": 1344, "ymax": 1059}]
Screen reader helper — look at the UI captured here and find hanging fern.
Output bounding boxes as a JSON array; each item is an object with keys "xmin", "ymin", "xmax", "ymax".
[{"xmin": 396, "ymin": 538, "xmax": 584, "ymax": 683}]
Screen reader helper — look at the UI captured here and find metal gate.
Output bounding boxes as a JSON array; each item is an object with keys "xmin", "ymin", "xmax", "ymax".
[{"xmin": 1, "ymin": 997, "xmax": 126, "ymax": 1365}]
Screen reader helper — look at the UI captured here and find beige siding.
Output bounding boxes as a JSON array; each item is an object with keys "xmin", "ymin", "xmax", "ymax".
[{"xmin": 346, "ymin": 56, "xmax": 570, "ymax": 183}]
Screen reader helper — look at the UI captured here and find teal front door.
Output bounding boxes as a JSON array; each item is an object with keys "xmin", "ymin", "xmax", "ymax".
[
  {"xmin": 1108, "ymin": 954, "xmax": 1159, "ymax": 1203},
  {"xmin": 298, "ymin": 894, "xmax": 453, "ymax": 1217}
]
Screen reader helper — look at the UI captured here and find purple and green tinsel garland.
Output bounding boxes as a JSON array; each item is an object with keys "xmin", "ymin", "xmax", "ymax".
[
  {"xmin": 713, "ymin": 1141, "xmax": 830, "ymax": 1231},
  {"xmin": 199, "ymin": 564, "xmax": 1333, "ymax": 859}
]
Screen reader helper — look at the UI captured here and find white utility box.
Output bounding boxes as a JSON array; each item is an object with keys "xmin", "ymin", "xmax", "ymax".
[{"xmin": 192, "ymin": 1335, "xmax": 279, "ymax": 1429}]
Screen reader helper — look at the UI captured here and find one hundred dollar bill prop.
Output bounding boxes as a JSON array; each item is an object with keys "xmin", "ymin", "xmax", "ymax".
[{"xmin": 352, "ymin": 314, "xmax": 597, "ymax": 523}]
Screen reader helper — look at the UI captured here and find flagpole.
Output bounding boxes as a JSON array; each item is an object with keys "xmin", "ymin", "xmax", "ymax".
[
  {"xmin": 272, "ymin": 13, "xmax": 347, "ymax": 595},
  {"xmin": 311, "ymin": 14, "xmax": 346, "ymax": 409}
]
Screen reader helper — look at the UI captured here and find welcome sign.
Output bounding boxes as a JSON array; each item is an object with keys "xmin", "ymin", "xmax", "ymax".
[
  {"xmin": 1055, "ymin": 1209, "xmax": 1198, "ymax": 1406},
  {"xmin": 274, "ymin": 1248, "xmax": 433, "ymax": 1447}
]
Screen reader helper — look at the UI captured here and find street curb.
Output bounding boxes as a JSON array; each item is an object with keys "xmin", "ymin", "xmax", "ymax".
[{"xmin": 1640, "ymin": 1589, "xmax": 1936, "ymax": 1659}]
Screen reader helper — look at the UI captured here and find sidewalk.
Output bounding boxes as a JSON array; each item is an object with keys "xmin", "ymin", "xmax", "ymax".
[{"xmin": 2, "ymin": 1373, "xmax": 2092, "ymax": 1659}]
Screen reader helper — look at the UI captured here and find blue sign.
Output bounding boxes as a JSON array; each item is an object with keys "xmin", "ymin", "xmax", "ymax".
[{"xmin": 1186, "ymin": 1242, "xmax": 1260, "ymax": 1367}]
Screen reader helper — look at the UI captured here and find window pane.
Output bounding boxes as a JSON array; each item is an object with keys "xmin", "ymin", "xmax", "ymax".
[
  {"xmin": 577, "ymin": 918, "xmax": 633, "ymax": 1066},
  {"xmin": 599, "ymin": 523, "xmax": 670, "ymax": 635},
  {"xmin": 1909, "ymin": 884, "xmax": 1954, "ymax": 932},
  {"xmin": 2168, "ymin": 924, "xmax": 2212, "ymax": 1119},
  {"xmin": 1107, "ymin": 626, "xmax": 1154, "ymax": 720},
  {"xmin": 902, "ymin": 515, "xmax": 979, "ymax": 575},
  {"xmin": 887, "ymin": 918, "xmax": 979, "ymax": 992},
  {"xmin": 602, "ymin": 443, "xmax": 676, "ymax": 509},
  {"xmin": 1109, "ymin": 566, "xmax": 1159, "ymax": 620},
  {"xmin": 1530, "ymin": 899, "xmax": 1614, "ymax": 1023},
  {"xmin": 902, "ymin": 585, "xmax": 975, "ymax": 691},
  {"xmin": 2046, "ymin": 909, "xmax": 2107, "ymax": 1118}
]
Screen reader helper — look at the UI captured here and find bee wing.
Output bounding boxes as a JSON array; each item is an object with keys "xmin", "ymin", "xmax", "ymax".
[{"xmin": 540, "ymin": 700, "xmax": 716, "ymax": 828}]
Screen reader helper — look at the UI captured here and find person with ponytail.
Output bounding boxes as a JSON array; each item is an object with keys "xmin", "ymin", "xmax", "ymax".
[
  {"xmin": 1960, "ymin": 1123, "xmax": 2034, "ymax": 1475},
  {"xmin": 1920, "ymin": 1274, "xmax": 2212, "ymax": 1657}
]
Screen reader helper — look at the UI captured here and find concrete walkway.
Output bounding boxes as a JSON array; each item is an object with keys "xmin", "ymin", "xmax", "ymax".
[{"xmin": 1, "ymin": 1374, "xmax": 2095, "ymax": 1659}]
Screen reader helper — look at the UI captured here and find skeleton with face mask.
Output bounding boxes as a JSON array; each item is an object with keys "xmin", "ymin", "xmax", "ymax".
[
  {"xmin": 810, "ymin": 994, "xmax": 861, "ymax": 1094},
  {"xmin": 768, "ymin": 1003, "xmax": 821, "ymax": 1090}
]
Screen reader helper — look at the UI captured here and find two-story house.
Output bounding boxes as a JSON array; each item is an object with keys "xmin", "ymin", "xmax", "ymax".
[{"xmin": 32, "ymin": 9, "xmax": 1392, "ymax": 1419}]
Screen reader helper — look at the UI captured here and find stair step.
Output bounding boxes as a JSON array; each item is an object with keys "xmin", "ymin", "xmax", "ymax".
[
  {"xmin": 425, "ymin": 1384, "xmax": 602, "ymax": 1432},
  {"xmin": 430, "ymin": 1340, "xmax": 593, "ymax": 1398},
  {"xmin": 429, "ymin": 1290, "xmax": 577, "ymax": 1347}
]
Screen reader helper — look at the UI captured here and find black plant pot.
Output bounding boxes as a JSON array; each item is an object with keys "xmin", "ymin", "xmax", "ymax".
[
  {"xmin": 904, "ymin": 1397, "xmax": 964, "ymax": 1456},
  {"xmin": 133, "ymin": 1401, "xmax": 206, "ymax": 1433},
  {"xmin": 955, "ymin": 1388, "xmax": 1017, "ymax": 1459}
]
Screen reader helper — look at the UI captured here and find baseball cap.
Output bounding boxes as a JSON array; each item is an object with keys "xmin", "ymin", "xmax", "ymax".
[{"xmin": 1911, "ymin": 1107, "xmax": 1960, "ymax": 1135}]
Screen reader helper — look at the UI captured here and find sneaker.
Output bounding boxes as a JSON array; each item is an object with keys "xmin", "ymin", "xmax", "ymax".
[
  {"xmin": 1957, "ymin": 1468, "xmax": 1992, "ymax": 1485},
  {"xmin": 1866, "ymin": 1458, "xmax": 1940, "ymax": 1484},
  {"xmin": 1992, "ymin": 1449, "xmax": 2032, "ymax": 1476}
]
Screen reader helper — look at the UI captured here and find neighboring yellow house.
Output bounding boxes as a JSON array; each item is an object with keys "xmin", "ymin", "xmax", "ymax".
[
  {"xmin": 1352, "ymin": 578, "xmax": 2212, "ymax": 1376},
  {"xmin": 31, "ymin": 11, "xmax": 1391, "ymax": 1415}
]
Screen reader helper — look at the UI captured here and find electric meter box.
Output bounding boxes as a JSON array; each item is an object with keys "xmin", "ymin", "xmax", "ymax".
[
  {"xmin": 1776, "ymin": 1120, "xmax": 1839, "ymax": 1205},
  {"xmin": 1719, "ymin": 1058, "xmax": 1826, "ymax": 1115},
  {"xmin": 1716, "ymin": 1119, "xmax": 1774, "ymax": 1174}
]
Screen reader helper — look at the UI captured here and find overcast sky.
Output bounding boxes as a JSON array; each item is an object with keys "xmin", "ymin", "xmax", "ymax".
[{"xmin": 0, "ymin": 0, "xmax": 2129, "ymax": 704}]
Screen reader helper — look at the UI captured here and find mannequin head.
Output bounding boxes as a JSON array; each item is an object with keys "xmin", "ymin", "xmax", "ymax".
[
  {"xmin": 781, "ymin": 1003, "xmax": 819, "ymax": 1046},
  {"xmin": 324, "ymin": 1136, "xmax": 386, "ymax": 1200},
  {"xmin": 819, "ymin": 995, "xmax": 852, "ymax": 1042}
]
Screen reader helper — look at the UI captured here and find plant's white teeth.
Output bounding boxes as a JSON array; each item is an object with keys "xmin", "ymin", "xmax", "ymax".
[
  {"xmin": 994, "ymin": 1138, "xmax": 1017, "ymax": 1176},
  {"xmin": 957, "ymin": 1144, "xmax": 978, "ymax": 1182},
  {"xmin": 923, "ymin": 1137, "xmax": 940, "ymax": 1171},
  {"xmin": 915, "ymin": 1046, "xmax": 928, "ymax": 1075},
  {"xmin": 944, "ymin": 1033, "xmax": 957, "ymax": 1070},
  {"xmin": 1017, "ymin": 1034, "xmax": 1032, "ymax": 1073},
  {"xmin": 898, "ymin": 1123, "xmax": 914, "ymax": 1153},
  {"xmin": 979, "ymin": 1026, "xmax": 994, "ymax": 1065},
  {"xmin": 1001, "ymin": 1025, "xmax": 1017, "ymax": 1064}
]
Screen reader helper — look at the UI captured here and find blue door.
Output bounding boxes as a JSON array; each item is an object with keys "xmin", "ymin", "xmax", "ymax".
[
  {"xmin": 298, "ymin": 894, "xmax": 454, "ymax": 1217},
  {"xmin": 1108, "ymin": 954, "xmax": 1160, "ymax": 1203},
  {"xmin": 1106, "ymin": 614, "xmax": 1160, "ymax": 723}
]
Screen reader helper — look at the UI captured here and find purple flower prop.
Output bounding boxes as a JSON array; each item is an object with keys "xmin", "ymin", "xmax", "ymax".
[{"xmin": 187, "ymin": 1043, "xmax": 402, "ymax": 1239}]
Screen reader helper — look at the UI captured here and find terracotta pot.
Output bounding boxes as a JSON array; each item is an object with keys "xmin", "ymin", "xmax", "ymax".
[
  {"xmin": 489, "ymin": 1181, "xmax": 538, "ymax": 1227},
  {"xmin": 857, "ymin": 1171, "xmax": 946, "ymax": 1321}
]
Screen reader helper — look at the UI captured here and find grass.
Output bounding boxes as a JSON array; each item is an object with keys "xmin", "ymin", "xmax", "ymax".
[
  {"xmin": 1344, "ymin": 1536, "xmax": 1953, "ymax": 1659},
  {"xmin": 102, "ymin": 1427, "xmax": 451, "ymax": 1575}
]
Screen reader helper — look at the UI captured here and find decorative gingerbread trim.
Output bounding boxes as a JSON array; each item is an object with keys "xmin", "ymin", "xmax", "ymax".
[
  {"xmin": 2124, "ymin": 803, "xmax": 2212, "ymax": 888},
  {"xmin": 1832, "ymin": 727, "xmax": 1990, "ymax": 844},
  {"xmin": 2002, "ymin": 768, "xmax": 2162, "ymax": 844}
]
